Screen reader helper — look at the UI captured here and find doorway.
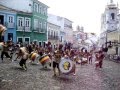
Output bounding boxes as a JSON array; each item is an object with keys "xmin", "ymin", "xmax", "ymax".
[
  {"xmin": 8, "ymin": 33, "xmax": 13, "ymax": 41},
  {"xmin": 0, "ymin": 15, "xmax": 4, "ymax": 24}
]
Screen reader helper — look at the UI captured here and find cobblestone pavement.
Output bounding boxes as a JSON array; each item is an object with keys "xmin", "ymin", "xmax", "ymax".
[{"xmin": 0, "ymin": 58, "xmax": 120, "ymax": 90}]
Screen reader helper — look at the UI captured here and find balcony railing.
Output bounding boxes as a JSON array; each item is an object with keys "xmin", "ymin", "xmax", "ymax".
[
  {"xmin": 5, "ymin": 22, "xmax": 15, "ymax": 28},
  {"xmin": 39, "ymin": 28, "xmax": 46, "ymax": 33},
  {"xmin": 48, "ymin": 35, "xmax": 59, "ymax": 40},
  {"xmin": 17, "ymin": 26, "xmax": 31, "ymax": 32}
]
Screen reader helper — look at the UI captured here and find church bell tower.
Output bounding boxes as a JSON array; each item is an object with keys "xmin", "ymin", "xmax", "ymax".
[{"xmin": 105, "ymin": 0, "xmax": 119, "ymax": 31}]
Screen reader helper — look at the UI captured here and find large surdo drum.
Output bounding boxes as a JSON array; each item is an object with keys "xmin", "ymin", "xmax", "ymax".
[
  {"xmin": 39, "ymin": 54, "xmax": 50, "ymax": 65},
  {"xmin": 29, "ymin": 52, "xmax": 39, "ymax": 61},
  {"xmin": 59, "ymin": 58, "xmax": 75, "ymax": 75}
]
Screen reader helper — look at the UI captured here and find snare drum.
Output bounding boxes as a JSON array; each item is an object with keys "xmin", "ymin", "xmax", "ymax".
[
  {"xmin": 39, "ymin": 54, "xmax": 50, "ymax": 65},
  {"xmin": 59, "ymin": 58, "xmax": 75, "ymax": 75}
]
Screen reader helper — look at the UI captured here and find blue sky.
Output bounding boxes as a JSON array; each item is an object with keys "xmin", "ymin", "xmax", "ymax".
[{"xmin": 40, "ymin": 0, "xmax": 120, "ymax": 35}]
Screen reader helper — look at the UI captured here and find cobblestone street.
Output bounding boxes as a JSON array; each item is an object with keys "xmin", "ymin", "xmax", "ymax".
[{"xmin": 0, "ymin": 58, "xmax": 120, "ymax": 90}]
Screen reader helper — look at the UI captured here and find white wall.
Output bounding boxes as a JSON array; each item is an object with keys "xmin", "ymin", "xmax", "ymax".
[{"xmin": 48, "ymin": 14, "xmax": 64, "ymax": 30}]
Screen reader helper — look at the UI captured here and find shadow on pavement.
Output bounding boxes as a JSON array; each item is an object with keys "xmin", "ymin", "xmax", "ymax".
[
  {"xmin": 39, "ymin": 68, "xmax": 52, "ymax": 71},
  {"xmin": 10, "ymin": 67, "xmax": 25, "ymax": 71},
  {"xmin": 52, "ymin": 75, "xmax": 74, "ymax": 83}
]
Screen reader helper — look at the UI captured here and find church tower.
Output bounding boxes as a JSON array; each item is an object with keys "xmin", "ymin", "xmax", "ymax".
[{"xmin": 105, "ymin": 0, "xmax": 119, "ymax": 31}]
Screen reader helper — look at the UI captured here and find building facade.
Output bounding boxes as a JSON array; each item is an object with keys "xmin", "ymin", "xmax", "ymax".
[
  {"xmin": 100, "ymin": 0, "xmax": 120, "ymax": 55},
  {"xmin": 16, "ymin": 12, "xmax": 32, "ymax": 44},
  {"xmin": 73, "ymin": 26, "xmax": 87, "ymax": 49},
  {"xmin": 0, "ymin": 0, "xmax": 48, "ymax": 46},
  {"xmin": 0, "ymin": 4, "xmax": 16, "ymax": 43},
  {"xmin": 64, "ymin": 18, "xmax": 73, "ymax": 44}
]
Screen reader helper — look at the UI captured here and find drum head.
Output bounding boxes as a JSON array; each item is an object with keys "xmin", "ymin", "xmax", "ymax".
[{"xmin": 59, "ymin": 58, "xmax": 74, "ymax": 74}]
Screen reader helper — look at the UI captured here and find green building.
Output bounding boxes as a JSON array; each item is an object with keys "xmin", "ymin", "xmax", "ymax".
[{"xmin": 0, "ymin": 0, "xmax": 49, "ymax": 46}]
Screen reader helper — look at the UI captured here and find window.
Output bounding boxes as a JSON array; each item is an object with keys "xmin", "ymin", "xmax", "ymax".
[
  {"xmin": 39, "ymin": 21, "xmax": 42, "ymax": 29},
  {"xmin": 17, "ymin": 37, "xmax": 23, "ymax": 43},
  {"xmin": 25, "ymin": 18, "xmax": 31, "ymax": 27},
  {"xmin": 18, "ymin": 17, "xmax": 24, "ymax": 27},
  {"xmin": 43, "ymin": 8, "xmax": 46, "ymax": 15},
  {"xmin": 34, "ymin": 19, "xmax": 38, "ymax": 30},
  {"xmin": 43, "ymin": 22, "xmax": 47, "ymax": 29},
  {"xmin": 54, "ymin": 31, "xmax": 55, "ymax": 38},
  {"xmin": 43, "ymin": 42, "xmax": 46, "ymax": 47},
  {"xmin": 51, "ymin": 30, "xmax": 53, "ymax": 36},
  {"xmin": 56, "ymin": 31, "xmax": 58, "ymax": 37},
  {"xmin": 34, "ymin": 3, "xmax": 38, "ymax": 12},
  {"xmin": 39, "ymin": 6, "xmax": 42, "ymax": 13},
  {"xmin": 8, "ymin": 33, "xmax": 13, "ymax": 41},
  {"xmin": 8, "ymin": 16, "xmax": 14, "ymax": 23},
  {"xmin": 111, "ymin": 13, "xmax": 115, "ymax": 20},
  {"xmin": 24, "ymin": 37, "xmax": 30, "ymax": 44},
  {"xmin": 39, "ymin": 41, "xmax": 42, "ymax": 46},
  {"xmin": 7, "ymin": 15, "xmax": 15, "ymax": 28},
  {"xmin": 48, "ymin": 30, "xmax": 50, "ymax": 36}
]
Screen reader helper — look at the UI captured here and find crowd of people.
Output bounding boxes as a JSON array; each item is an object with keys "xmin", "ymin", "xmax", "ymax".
[
  {"xmin": 0, "ymin": 24, "xmax": 105, "ymax": 77},
  {"xmin": 0, "ymin": 40, "xmax": 105, "ymax": 76}
]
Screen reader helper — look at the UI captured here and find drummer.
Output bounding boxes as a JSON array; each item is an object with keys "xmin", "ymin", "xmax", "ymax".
[
  {"xmin": 53, "ymin": 47, "xmax": 63, "ymax": 76},
  {"xmin": 14, "ymin": 47, "xmax": 29, "ymax": 70}
]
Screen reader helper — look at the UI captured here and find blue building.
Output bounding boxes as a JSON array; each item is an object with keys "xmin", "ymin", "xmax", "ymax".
[{"xmin": 0, "ymin": 4, "xmax": 16, "ymax": 43}]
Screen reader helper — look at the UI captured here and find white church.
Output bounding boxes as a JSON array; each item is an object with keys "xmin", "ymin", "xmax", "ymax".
[{"xmin": 100, "ymin": 0, "xmax": 120, "ymax": 56}]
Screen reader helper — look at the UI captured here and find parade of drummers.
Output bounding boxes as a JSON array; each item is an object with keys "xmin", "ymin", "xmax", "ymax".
[
  {"xmin": 0, "ymin": 23, "xmax": 106, "ymax": 76},
  {"xmin": 1, "ymin": 0, "xmax": 120, "ymax": 90}
]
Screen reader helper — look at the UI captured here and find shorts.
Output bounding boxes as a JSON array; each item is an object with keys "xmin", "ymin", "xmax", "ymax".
[{"xmin": 53, "ymin": 61, "xmax": 59, "ymax": 68}]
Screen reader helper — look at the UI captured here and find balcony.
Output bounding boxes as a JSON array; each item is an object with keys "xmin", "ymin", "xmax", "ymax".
[
  {"xmin": 33, "ymin": 27, "xmax": 39, "ymax": 32},
  {"xmin": 17, "ymin": 26, "xmax": 24, "ymax": 31},
  {"xmin": 39, "ymin": 28, "xmax": 46, "ymax": 33},
  {"xmin": 17, "ymin": 26, "xmax": 31, "ymax": 32},
  {"xmin": 48, "ymin": 35, "xmax": 59, "ymax": 40},
  {"xmin": 25, "ymin": 27, "xmax": 31, "ymax": 32},
  {"xmin": 6, "ymin": 22, "xmax": 15, "ymax": 28}
]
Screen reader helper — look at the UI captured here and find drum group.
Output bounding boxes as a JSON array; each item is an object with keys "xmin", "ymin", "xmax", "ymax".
[
  {"xmin": 29, "ymin": 52, "xmax": 51, "ymax": 68},
  {"xmin": 29, "ymin": 52, "xmax": 75, "ymax": 75}
]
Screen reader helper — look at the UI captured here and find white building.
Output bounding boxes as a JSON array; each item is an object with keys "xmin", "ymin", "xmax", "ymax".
[
  {"xmin": 100, "ymin": 0, "xmax": 120, "ymax": 55},
  {"xmin": 73, "ymin": 26, "xmax": 87, "ymax": 49},
  {"xmin": 64, "ymin": 18, "xmax": 73, "ymax": 43},
  {"xmin": 48, "ymin": 14, "xmax": 73, "ymax": 45},
  {"xmin": 47, "ymin": 14, "xmax": 61, "ymax": 48}
]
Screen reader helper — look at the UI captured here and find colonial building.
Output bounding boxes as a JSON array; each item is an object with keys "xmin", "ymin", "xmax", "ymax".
[
  {"xmin": 16, "ymin": 11, "xmax": 32, "ymax": 44},
  {"xmin": 73, "ymin": 26, "xmax": 87, "ymax": 48},
  {"xmin": 0, "ymin": 0, "xmax": 48, "ymax": 46},
  {"xmin": 0, "ymin": 4, "xmax": 16, "ymax": 43},
  {"xmin": 100, "ymin": 0, "xmax": 120, "ymax": 55},
  {"xmin": 47, "ymin": 14, "xmax": 73, "ymax": 46},
  {"xmin": 64, "ymin": 18, "xmax": 73, "ymax": 44},
  {"xmin": 47, "ymin": 14, "xmax": 60, "ymax": 49}
]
